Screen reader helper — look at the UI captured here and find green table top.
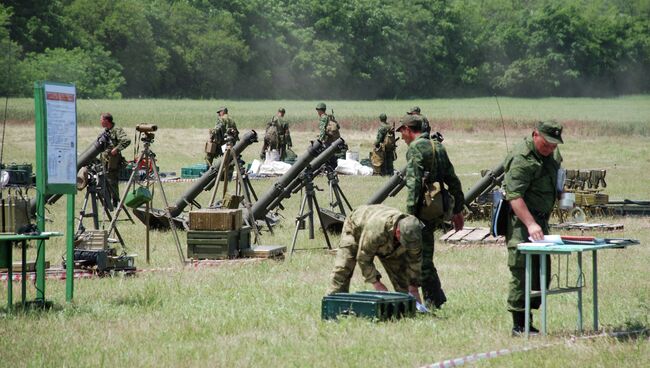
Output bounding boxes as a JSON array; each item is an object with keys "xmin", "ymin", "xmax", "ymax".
[{"xmin": 0, "ymin": 232, "xmax": 63, "ymax": 242}]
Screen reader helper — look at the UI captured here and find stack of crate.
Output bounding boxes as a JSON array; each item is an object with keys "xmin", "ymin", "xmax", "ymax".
[
  {"xmin": 181, "ymin": 163, "xmax": 209, "ymax": 179},
  {"xmin": 187, "ymin": 208, "xmax": 251, "ymax": 259}
]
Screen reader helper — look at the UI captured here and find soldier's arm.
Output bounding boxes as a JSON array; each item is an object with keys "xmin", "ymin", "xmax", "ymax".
[
  {"xmin": 438, "ymin": 146, "xmax": 464, "ymax": 214},
  {"xmin": 505, "ymin": 155, "xmax": 543, "ymax": 240},
  {"xmin": 115, "ymin": 128, "xmax": 131, "ymax": 151},
  {"xmin": 375, "ymin": 127, "xmax": 386, "ymax": 146},
  {"xmin": 405, "ymin": 146, "xmax": 425, "ymax": 215}
]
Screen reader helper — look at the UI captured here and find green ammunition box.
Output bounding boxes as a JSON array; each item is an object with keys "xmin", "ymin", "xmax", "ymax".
[
  {"xmin": 181, "ymin": 163, "xmax": 210, "ymax": 179},
  {"xmin": 124, "ymin": 186, "xmax": 153, "ymax": 208},
  {"xmin": 321, "ymin": 291, "xmax": 416, "ymax": 321},
  {"xmin": 2, "ymin": 163, "xmax": 33, "ymax": 185},
  {"xmin": 187, "ymin": 229, "xmax": 240, "ymax": 259}
]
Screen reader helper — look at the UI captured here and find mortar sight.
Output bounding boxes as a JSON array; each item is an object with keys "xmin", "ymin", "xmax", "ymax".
[{"xmin": 136, "ymin": 124, "xmax": 158, "ymax": 133}]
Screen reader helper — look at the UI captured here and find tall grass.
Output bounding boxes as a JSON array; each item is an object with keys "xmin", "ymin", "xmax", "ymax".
[{"xmin": 1, "ymin": 106, "xmax": 649, "ymax": 367}]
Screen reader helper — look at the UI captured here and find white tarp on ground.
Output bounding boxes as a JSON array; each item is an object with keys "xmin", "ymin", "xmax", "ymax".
[
  {"xmin": 248, "ymin": 159, "xmax": 292, "ymax": 176},
  {"xmin": 335, "ymin": 159, "xmax": 373, "ymax": 176}
]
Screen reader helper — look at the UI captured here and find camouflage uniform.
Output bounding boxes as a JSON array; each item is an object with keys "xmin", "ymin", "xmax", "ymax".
[
  {"xmin": 206, "ymin": 114, "xmax": 239, "ymax": 165},
  {"xmin": 99, "ymin": 125, "xmax": 131, "ymax": 206},
  {"xmin": 262, "ymin": 115, "xmax": 292, "ymax": 160},
  {"xmin": 504, "ymin": 136, "xmax": 562, "ymax": 313},
  {"xmin": 375, "ymin": 121, "xmax": 396, "ymax": 176},
  {"xmin": 328, "ymin": 205, "xmax": 422, "ymax": 294},
  {"xmin": 318, "ymin": 113, "xmax": 338, "ymax": 145},
  {"xmin": 406, "ymin": 132, "xmax": 464, "ymax": 307}
]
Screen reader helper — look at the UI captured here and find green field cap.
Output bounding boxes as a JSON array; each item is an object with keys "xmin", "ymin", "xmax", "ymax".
[
  {"xmin": 398, "ymin": 216, "xmax": 423, "ymax": 249},
  {"xmin": 379, "ymin": 113, "xmax": 387, "ymax": 121},
  {"xmin": 216, "ymin": 106, "xmax": 226, "ymax": 113},
  {"xmin": 537, "ymin": 120, "xmax": 564, "ymax": 144},
  {"xmin": 278, "ymin": 107, "xmax": 286, "ymax": 113},
  {"xmin": 396, "ymin": 114, "xmax": 422, "ymax": 132},
  {"xmin": 316, "ymin": 102, "xmax": 326, "ymax": 110},
  {"xmin": 408, "ymin": 106, "xmax": 421, "ymax": 114}
]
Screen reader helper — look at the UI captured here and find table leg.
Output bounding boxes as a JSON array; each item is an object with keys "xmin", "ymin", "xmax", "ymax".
[
  {"xmin": 593, "ymin": 250, "xmax": 599, "ymax": 331},
  {"xmin": 525, "ymin": 253, "xmax": 531, "ymax": 338},
  {"xmin": 6, "ymin": 241, "xmax": 12, "ymax": 312},
  {"xmin": 541, "ymin": 255, "xmax": 547, "ymax": 336},
  {"xmin": 21, "ymin": 240, "xmax": 27, "ymax": 306},
  {"xmin": 577, "ymin": 252, "xmax": 583, "ymax": 333}
]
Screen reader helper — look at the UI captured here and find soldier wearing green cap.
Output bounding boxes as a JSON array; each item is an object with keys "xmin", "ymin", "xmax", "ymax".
[
  {"xmin": 407, "ymin": 106, "xmax": 431, "ymax": 136},
  {"xmin": 398, "ymin": 114, "xmax": 465, "ymax": 309},
  {"xmin": 98, "ymin": 112, "xmax": 131, "ymax": 207},
  {"xmin": 327, "ymin": 204, "xmax": 424, "ymax": 304},
  {"xmin": 316, "ymin": 102, "xmax": 341, "ymax": 167},
  {"xmin": 261, "ymin": 108, "xmax": 293, "ymax": 161},
  {"xmin": 205, "ymin": 106, "xmax": 239, "ymax": 165},
  {"xmin": 503, "ymin": 120, "xmax": 564, "ymax": 335},
  {"xmin": 373, "ymin": 113, "xmax": 397, "ymax": 175}
]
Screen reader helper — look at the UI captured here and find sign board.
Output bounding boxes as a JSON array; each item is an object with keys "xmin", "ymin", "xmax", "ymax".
[{"xmin": 34, "ymin": 81, "xmax": 77, "ymax": 194}]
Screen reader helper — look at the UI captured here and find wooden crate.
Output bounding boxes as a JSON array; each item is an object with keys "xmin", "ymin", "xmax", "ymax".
[
  {"xmin": 189, "ymin": 208, "xmax": 243, "ymax": 231},
  {"xmin": 241, "ymin": 245, "xmax": 286, "ymax": 259},
  {"xmin": 187, "ymin": 229, "xmax": 240, "ymax": 259},
  {"xmin": 75, "ymin": 230, "xmax": 107, "ymax": 250}
]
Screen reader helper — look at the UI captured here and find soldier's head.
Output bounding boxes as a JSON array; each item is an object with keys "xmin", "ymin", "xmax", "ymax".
[
  {"xmin": 396, "ymin": 114, "xmax": 422, "ymax": 145},
  {"xmin": 533, "ymin": 120, "xmax": 563, "ymax": 156},
  {"xmin": 379, "ymin": 113, "xmax": 387, "ymax": 122},
  {"xmin": 395, "ymin": 216, "xmax": 423, "ymax": 250},
  {"xmin": 278, "ymin": 107, "xmax": 286, "ymax": 117},
  {"xmin": 100, "ymin": 113, "xmax": 114, "ymax": 129},
  {"xmin": 315, "ymin": 102, "xmax": 326, "ymax": 115},
  {"xmin": 407, "ymin": 106, "xmax": 421, "ymax": 115},
  {"xmin": 217, "ymin": 106, "xmax": 228, "ymax": 116}
]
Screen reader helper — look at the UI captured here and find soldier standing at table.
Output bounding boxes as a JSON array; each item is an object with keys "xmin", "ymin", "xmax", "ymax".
[
  {"xmin": 98, "ymin": 113, "xmax": 131, "ymax": 208},
  {"xmin": 327, "ymin": 204, "xmax": 424, "ymax": 305},
  {"xmin": 398, "ymin": 114, "xmax": 465, "ymax": 309},
  {"xmin": 373, "ymin": 113, "xmax": 397, "ymax": 176},
  {"xmin": 504, "ymin": 120, "xmax": 563, "ymax": 335}
]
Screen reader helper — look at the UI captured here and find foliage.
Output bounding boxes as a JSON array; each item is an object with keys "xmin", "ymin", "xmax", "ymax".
[{"xmin": 0, "ymin": 0, "xmax": 649, "ymax": 98}]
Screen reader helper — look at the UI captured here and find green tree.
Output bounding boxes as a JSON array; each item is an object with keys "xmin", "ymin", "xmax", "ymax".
[{"xmin": 0, "ymin": 4, "xmax": 24, "ymax": 96}]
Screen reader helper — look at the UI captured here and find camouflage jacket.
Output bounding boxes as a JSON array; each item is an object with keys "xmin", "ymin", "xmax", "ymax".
[
  {"xmin": 504, "ymin": 136, "xmax": 563, "ymax": 216},
  {"xmin": 374, "ymin": 122, "xmax": 393, "ymax": 149},
  {"xmin": 99, "ymin": 125, "xmax": 130, "ymax": 157},
  {"xmin": 214, "ymin": 114, "xmax": 239, "ymax": 142},
  {"xmin": 405, "ymin": 133, "xmax": 464, "ymax": 216},
  {"xmin": 318, "ymin": 113, "xmax": 339, "ymax": 143},
  {"xmin": 270, "ymin": 115, "xmax": 292, "ymax": 147},
  {"xmin": 347, "ymin": 205, "xmax": 422, "ymax": 285}
]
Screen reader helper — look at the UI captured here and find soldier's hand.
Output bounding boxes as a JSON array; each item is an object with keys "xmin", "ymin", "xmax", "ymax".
[
  {"xmin": 451, "ymin": 213, "xmax": 464, "ymax": 231},
  {"xmin": 372, "ymin": 280, "xmax": 388, "ymax": 292},
  {"xmin": 527, "ymin": 223, "xmax": 544, "ymax": 241},
  {"xmin": 110, "ymin": 148, "xmax": 119, "ymax": 156}
]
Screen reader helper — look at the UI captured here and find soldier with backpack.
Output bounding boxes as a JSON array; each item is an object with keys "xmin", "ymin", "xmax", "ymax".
[
  {"xmin": 373, "ymin": 113, "xmax": 397, "ymax": 176},
  {"xmin": 316, "ymin": 102, "xmax": 342, "ymax": 168},
  {"xmin": 261, "ymin": 108, "xmax": 293, "ymax": 161}
]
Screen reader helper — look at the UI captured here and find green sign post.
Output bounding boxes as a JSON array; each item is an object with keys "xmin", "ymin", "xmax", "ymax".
[{"xmin": 34, "ymin": 81, "xmax": 77, "ymax": 302}]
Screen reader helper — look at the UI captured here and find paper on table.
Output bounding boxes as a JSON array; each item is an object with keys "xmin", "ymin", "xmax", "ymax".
[{"xmin": 528, "ymin": 235, "xmax": 563, "ymax": 244}]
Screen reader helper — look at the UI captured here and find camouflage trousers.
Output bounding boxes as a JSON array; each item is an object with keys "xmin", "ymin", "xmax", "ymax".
[
  {"xmin": 382, "ymin": 150, "xmax": 395, "ymax": 176},
  {"xmin": 106, "ymin": 169, "xmax": 121, "ymax": 207},
  {"xmin": 327, "ymin": 221, "xmax": 410, "ymax": 295}
]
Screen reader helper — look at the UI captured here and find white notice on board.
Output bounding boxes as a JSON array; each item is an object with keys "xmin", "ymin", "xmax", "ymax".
[{"xmin": 44, "ymin": 83, "xmax": 77, "ymax": 185}]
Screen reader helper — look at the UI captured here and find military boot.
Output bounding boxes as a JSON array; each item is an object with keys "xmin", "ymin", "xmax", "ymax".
[
  {"xmin": 511, "ymin": 311, "xmax": 539, "ymax": 336},
  {"xmin": 422, "ymin": 285, "xmax": 447, "ymax": 309}
]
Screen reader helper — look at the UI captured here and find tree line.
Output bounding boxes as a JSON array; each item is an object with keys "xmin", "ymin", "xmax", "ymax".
[{"xmin": 1, "ymin": 0, "xmax": 649, "ymax": 99}]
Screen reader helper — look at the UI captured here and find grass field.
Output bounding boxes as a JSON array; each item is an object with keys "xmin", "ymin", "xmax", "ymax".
[{"xmin": 1, "ymin": 98, "xmax": 649, "ymax": 367}]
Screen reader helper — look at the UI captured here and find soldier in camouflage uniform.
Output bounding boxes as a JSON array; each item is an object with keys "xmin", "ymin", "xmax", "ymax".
[
  {"xmin": 407, "ymin": 106, "xmax": 431, "ymax": 136},
  {"xmin": 98, "ymin": 113, "xmax": 131, "ymax": 207},
  {"xmin": 316, "ymin": 102, "xmax": 341, "ymax": 168},
  {"xmin": 327, "ymin": 204, "xmax": 424, "ymax": 304},
  {"xmin": 374, "ymin": 113, "xmax": 397, "ymax": 176},
  {"xmin": 398, "ymin": 114, "xmax": 465, "ymax": 309},
  {"xmin": 205, "ymin": 106, "xmax": 239, "ymax": 165},
  {"xmin": 504, "ymin": 120, "xmax": 563, "ymax": 335},
  {"xmin": 261, "ymin": 107, "xmax": 293, "ymax": 161}
]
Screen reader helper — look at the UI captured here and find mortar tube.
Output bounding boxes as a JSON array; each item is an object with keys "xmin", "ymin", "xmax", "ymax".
[
  {"xmin": 463, "ymin": 163, "xmax": 505, "ymax": 206},
  {"xmin": 366, "ymin": 166, "xmax": 407, "ymax": 205},
  {"xmin": 264, "ymin": 138, "xmax": 348, "ymax": 212},
  {"xmin": 169, "ymin": 130, "xmax": 258, "ymax": 218},
  {"xmin": 251, "ymin": 140, "xmax": 326, "ymax": 220}
]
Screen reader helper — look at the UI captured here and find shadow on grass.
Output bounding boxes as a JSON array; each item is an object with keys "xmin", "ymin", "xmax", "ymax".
[{"xmin": 608, "ymin": 319, "xmax": 650, "ymax": 341}]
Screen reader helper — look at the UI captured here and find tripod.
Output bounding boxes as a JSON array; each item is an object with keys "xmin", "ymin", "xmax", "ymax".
[
  {"xmin": 324, "ymin": 165, "xmax": 353, "ymax": 216},
  {"xmin": 106, "ymin": 132, "xmax": 185, "ymax": 264},
  {"xmin": 208, "ymin": 143, "xmax": 260, "ymax": 240},
  {"xmin": 76, "ymin": 170, "xmax": 126, "ymax": 248},
  {"xmin": 288, "ymin": 166, "xmax": 333, "ymax": 255}
]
